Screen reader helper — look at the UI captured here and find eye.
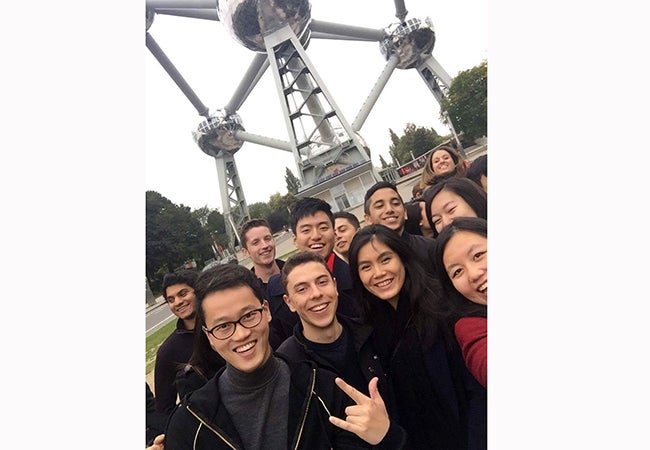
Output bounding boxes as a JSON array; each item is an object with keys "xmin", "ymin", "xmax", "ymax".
[
  {"xmin": 295, "ymin": 286, "xmax": 306, "ymax": 293},
  {"xmin": 213, "ymin": 322, "xmax": 231, "ymax": 332},
  {"xmin": 450, "ymin": 268, "xmax": 463, "ymax": 279},
  {"xmin": 381, "ymin": 256, "xmax": 391, "ymax": 264},
  {"xmin": 359, "ymin": 264, "xmax": 370, "ymax": 272},
  {"xmin": 319, "ymin": 225, "xmax": 329, "ymax": 232},
  {"xmin": 473, "ymin": 251, "xmax": 487, "ymax": 261},
  {"xmin": 318, "ymin": 278, "xmax": 329, "ymax": 286}
]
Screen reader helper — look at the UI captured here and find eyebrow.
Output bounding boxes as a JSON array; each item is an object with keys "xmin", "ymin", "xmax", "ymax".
[{"xmin": 210, "ymin": 305, "xmax": 259, "ymax": 325}]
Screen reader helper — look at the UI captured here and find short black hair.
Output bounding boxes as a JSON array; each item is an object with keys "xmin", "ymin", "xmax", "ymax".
[
  {"xmin": 289, "ymin": 197, "xmax": 334, "ymax": 234},
  {"xmin": 466, "ymin": 154, "xmax": 487, "ymax": 187},
  {"xmin": 162, "ymin": 269, "xmax": 198, "ymax": 299},
  {"xmin": 333, "ymin": 211, "xmax": 360, "ymax": 230},
  {"xmin": 363, "ymin": 181, "xmax": 402, "ymax": 214},
  {"xmin": 194, "ymin": 264, "xmax": 265, "ymax": 326}
]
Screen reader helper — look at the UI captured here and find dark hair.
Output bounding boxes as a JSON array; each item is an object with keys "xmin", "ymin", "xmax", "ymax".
[
  {"xmin": 194, "ymin": 264, "xmax": 265, "ymax": 328},
  {"xmin": 403, "ymin": 200, "xmax": 424, "ymax": 236},
  {"xmin": 433, "ymin": 217, "xmax": 488, "ymax": 321},
  {"xmin": 363, "ymin": 181, "xmax": 402, "ymax": 215},
  {"xmin": 411, "ymin": 184, "xmax": 423, "ymax": 199},
  {"xmin": 466, "ymin": 154, "xmax": 487, "ymax": 188},
  {"xmin": 162, "ymin": 269, "xmax": 199, "ymax": 299},
  {"xmin": 422, "ymin": 177, "xmax": 488, "ymax": 237},
  {"xmin": 239, "ymin": 218, "xmax": 272, "ymax": 249},
  {"xmin": 333, "ymin": 211, "xmax": 361, "ymax": 230},
  {"xmin": 289, "ymin": 197, "xmax": 334, "ymax": 234},
  {"xmin": 281, "ymin": 251, "xmax": 331, "ymax": 292},
  {"xmin": 348, "ymin": 224, "xmax": 448, "ymax": 348}
]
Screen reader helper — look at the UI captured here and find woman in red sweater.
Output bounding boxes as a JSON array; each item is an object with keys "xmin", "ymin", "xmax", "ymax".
[{"xmin": 434, "ymin": 217, "xmax": 488, "ymax": 388}]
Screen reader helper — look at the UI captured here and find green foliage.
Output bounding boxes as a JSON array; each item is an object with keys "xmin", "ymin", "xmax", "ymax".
[
  {"xmin": 284, "ymin": 166, "xmax": 301, "ymax": 194},
  {"xmin": 248, "ymin": 202, "xmax": 272, "ymax": 221},
  {"xmin": 206, "ymin": 209, "xmax": 228, "ymax": 248},
  {"xmin": 439, "ymin": 60, "xmax": 487, "ymax": 142},
  {"xmin": 267, "ymin": 192, "xmax": 296, "ymax": 232},
  {"xmin": 146, "ymin": 191, "xmax": 215, "ymax": 295},
  {"xmin": 145, "ymin": 319, "xmax": 176, "ymax": 375},
  {"xmin": 388, "ymin": 123, "xmax": 445, "ymax": 166},
  {"xmin": 379, "ymin": 154, "xmax": 390, "ymax": 169}
]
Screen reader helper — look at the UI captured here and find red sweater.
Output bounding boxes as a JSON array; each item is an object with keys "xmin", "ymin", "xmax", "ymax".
[{"xmin": 454, "ymin": 317, "xmax": 487, "ymax": 388}]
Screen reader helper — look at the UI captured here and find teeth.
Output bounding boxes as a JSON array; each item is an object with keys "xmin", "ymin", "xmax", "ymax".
[
  {"xmin": 235, "ymin": 341, "xmax": 256, "ymax": 353},
  {"xmin": 376, "ymin": 279, "xmax": 392, "ymax": 288},
  {"xmin": 478, "ymin": 282, "xmax": 487, "ymax": 293},
  {"xmin": 311, "ymin": 303, "xmax": 327, "ymax": 312},
  {"xmin": 310, "ymin": 244, "xmax": 324, "ymax": 249}
]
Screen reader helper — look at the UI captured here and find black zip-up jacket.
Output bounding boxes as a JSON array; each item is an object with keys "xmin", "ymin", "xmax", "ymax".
[
  {"xmin": 276, "ymin": 316, "xmax": 406, "ymax": 449},
  {"xmin": 164, "ymin": 355, "xmax": 374, "ymax": 450}
]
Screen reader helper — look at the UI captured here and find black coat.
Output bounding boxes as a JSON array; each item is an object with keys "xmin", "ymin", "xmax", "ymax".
[{"xmin": 164, "ymin": 356, "xmax": 375, "ymax": 450}]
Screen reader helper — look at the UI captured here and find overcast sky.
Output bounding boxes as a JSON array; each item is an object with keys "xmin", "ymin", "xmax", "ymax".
[{"xmin": 145, "ymin": 0, "xmax": 487, "ymax": 211}]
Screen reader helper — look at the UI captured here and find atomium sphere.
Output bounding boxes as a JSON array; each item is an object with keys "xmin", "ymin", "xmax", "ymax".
[
  {"xmin": 193, "ymin": 110, "xmax": 245, "ymax": 158},
  {"xmin": 380, "ymin": 17, "xmax": 436, "ymax": 70},
  {"xmin": 216, "ymin": 0, "xmax": 312, "ymax": 53}
]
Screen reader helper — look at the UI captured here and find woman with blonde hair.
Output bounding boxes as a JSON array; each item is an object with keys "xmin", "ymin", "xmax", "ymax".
[{"xmin": 419, "ymin": 145, "xmax": 468, "ymax": 189}]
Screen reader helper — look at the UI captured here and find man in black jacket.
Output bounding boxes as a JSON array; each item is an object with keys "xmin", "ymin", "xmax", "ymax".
[
  {"xmin": 276, "ymin": 252, "xmax": 402, "ymax": 428},
  {"xmin": 153, "ymin": 269, "xmax": 198, "ymax": 415},
  {"xmin": 266, "ymin": 197, "xmax": 361, "ymax": 349},
  {"xmin": 163, "ymin": 264, "xmax": 404, "ymax": 450}
]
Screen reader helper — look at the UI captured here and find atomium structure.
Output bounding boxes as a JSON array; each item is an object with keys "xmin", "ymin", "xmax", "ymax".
[{"xmin": 146, "ymin": 0, "xmax": 459, "ymax": 249}]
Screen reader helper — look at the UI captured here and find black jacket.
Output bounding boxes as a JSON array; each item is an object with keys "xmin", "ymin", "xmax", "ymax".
[
  {"xmin": 154, "ymin": 318, "xmax": 194, "ymax": 414},
  {"xmin": 276, "ymin": 316, "xmax": 406, "ymax": 449},
  {"xmin": 401, "ymin": 231, "xmax": 438, "ymax": 276},
  {"xmin": 164, "ymin": 355, "xmax": 378, "ymax": 450}
]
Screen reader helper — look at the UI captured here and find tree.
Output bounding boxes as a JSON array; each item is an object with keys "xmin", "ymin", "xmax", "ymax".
[
  {"xmin": 285, "ymin": 166, "xmax": 301, "ymax": 194},
  {"xmin": 146, "ymin": 191, "xmax": 214, "ymax": 295},
  {"xmin": 388, "ymin": 123, "xmax": 445, "ymax": 165},
  {"xmin": 439, "ymin": 60, "xmax": 487, "ymax": 142},
  {"xmin": 267, "ymin": 192, "xmax": 296, "ymax": 232},
  {"xmin": 379, "ymin": 154, "xmax": 390, "ymax": 169},
  {"xmin": 248, "ymin": 201, "xmax": 272, "ymax": 220}
]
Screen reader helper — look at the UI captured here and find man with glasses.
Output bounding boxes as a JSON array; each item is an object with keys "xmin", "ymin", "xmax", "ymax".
[
  {"xmin": 153, "ymin": 269, "xmax": 198, "ymax": 415},
  {"xmin": 163, "ymin": 264, "xmax": 403, "ymax": 450}
]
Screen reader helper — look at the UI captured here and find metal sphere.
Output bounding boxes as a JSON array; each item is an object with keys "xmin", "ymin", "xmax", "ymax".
[
  {"xmin": 193, "ymin": 110, "xmax": 245, "ymax": 158},
  {"xmin": 216, "ymin": 0, "xmax": 312, "ymax": 53},
  {"xmin": 379, "ymin": 17, "xmax": 436, "ymax": 70}
]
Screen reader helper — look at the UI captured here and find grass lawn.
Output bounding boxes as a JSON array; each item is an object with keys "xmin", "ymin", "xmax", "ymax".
[{"xmin": 146, "ymin": 320, "xmax": 176, "ymax": 375}]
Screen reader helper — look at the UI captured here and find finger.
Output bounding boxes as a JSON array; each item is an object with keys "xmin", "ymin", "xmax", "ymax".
[
  {"xmin": 335, "ymin": 377, "xmax": 368, "ymax": 405},
  {"xmin": 367, "ymin": 377, "xmax": 385, "ymax": 406},
  {"xmin": 329, "ymin": 415, "xmax": 361, "ymax": 434},
  {"xmin": 153, "ymin": 434, "xmax": 165, "ymax": 445}
]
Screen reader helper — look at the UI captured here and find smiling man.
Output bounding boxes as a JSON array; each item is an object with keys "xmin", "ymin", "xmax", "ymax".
[
  {"xmin": 363, "ymin": 181, "xmax": 438, "ymax": 275},
  {"xmin": 333, "ymin": 211, "xmax": 361, "ymax": 263},
  {"xmin": 240, "ymin": 218, "xmax": 284, "ymax": 296},
  {"xmin": 154, "ymin": 269, "xmax": 198, "ymax": 415},
  {"xmin": 266, "ymin": 197, "xmax": 361, "ymax": 349},
  {"xmin": 163, "ymin": 264, "xmax": 382, "ymax": 450}
]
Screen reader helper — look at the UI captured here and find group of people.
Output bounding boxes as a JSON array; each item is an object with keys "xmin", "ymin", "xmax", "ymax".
[{"xmin": 146, "ymin": 145, "xmax": 489, "ymax": 450}]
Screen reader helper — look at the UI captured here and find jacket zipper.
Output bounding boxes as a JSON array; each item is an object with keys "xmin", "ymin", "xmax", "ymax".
[
  {"xmin": 292, "ymin": 368, "xmax": 317, "ymax": 450},
  {"xmin": 186, "ymin": 405, "xmax": 238, "ymax": 450}
]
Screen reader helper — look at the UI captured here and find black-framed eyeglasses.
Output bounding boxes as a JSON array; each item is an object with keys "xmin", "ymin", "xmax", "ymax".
[{"xmin": 202, "ymin": 307, "xmax": 264, "ymax": 340}]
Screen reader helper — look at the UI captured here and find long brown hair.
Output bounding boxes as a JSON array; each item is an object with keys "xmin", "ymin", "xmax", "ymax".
[{"xmin": 419, "ymin": 145, "xmax": 467, "ymax": 189}]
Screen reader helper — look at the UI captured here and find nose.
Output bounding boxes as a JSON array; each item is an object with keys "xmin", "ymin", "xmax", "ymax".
[
  {"xmin": 231, "ymin": 321, "xmax": 252, "ymax": 341},
  {"xmin": 467, "ymin": 262, "xmax": 486, "ymax": 282},
  {"xmin": 309, "ymin": 228, "xmax": 322, "ymax": 241}
]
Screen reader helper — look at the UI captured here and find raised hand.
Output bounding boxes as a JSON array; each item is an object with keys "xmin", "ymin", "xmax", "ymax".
[
  {"xmin": 329, "ymin": 377, "xmax": 390, "ymax": 445},
  {"xmin": 146, "ymin": 433, "xmax": 165, "ymax": 450}
]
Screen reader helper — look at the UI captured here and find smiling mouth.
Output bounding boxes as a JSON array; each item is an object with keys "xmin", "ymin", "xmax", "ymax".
[
  {"xmin": 234, "ymin": 340, "xmax": 256, "ymax": 353},
  {"xmin": 375, "ymin": 278, "xmax": 393, "ymax": 288},
  {"xmin": 478, "ymin": 282, "xmax": 487, "ymax": 294},
  {"xmin": 309, "ymin": 243, "xmax": 324, "ymax": 250},
  {"xmin": 309, "ymin": 302, "xmax": 329, "ymax": 313}
]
